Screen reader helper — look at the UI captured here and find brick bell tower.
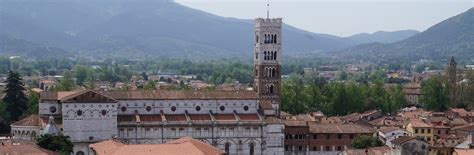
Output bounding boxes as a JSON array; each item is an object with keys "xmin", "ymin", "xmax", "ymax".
[{"xmin": 254, "ymin": 17, "xmax": 282, "ymax": 116}]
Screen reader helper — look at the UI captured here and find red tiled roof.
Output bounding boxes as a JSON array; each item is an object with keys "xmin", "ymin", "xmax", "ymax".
[
  {"xmin": 452, "ymin": 124, "xmax": 474, "ymax": 132},
  {"xmin": 214, "ymin": 114, "xmax": 236, "ymax": 121},
  {"xmin": 450, "ymin": 108, "xmax": 470, "ymax": 117},
  {"xmin": 454, "ymin": 149, "xmax": 474, "ymax": 155},
  {"xmin": 391, "ymin": 136, "xmax": 416, "ymax": 145},
  {"xmin": 102, "ymin": 90, "xmax": 258, "ymax": 100},
  {"xmin": 139, "ymin": 115, "xmax": 162, "ymax": 122},
  {"xmin": 189, "ymin": 114, "xmax": 211, "ymax": 121},
  {"xmin": 265, "ymin": 116, "xmax": 283, "ymax": 124},
  {"xmin": 379, "ymin": 127, "xmax": 404, "ymax": 134},
  {"xmin": 166, "ymin": 115, "xmax": 187, "ymax": 122},
  {"xmin": 238, "ymin": 114, "xmax": 260, "ymax": 121},
  {"xmin": 309, "ymin": 124, "xmax": 376, "ymax": 134},
  {"xmin": 283, "ymin": 120, "xmax": 307, "ymax": 127},
  {"xmin": 0, "ymin": 140, "xmax": 59, "ymax": 155},
  {"xmin": 41, "ymin": 90, "xmax": 258, "ymax": 101},
  {"xmin": 90, "ymin": 137, "xmax": 223, "ymax": 155},
  {"xmin": 409, "ymin": 120, "xmax": 432, "ymax": 128},
  {"xmin": 11, "ymin": 115, "xmax": 42, "ymax": 127}
]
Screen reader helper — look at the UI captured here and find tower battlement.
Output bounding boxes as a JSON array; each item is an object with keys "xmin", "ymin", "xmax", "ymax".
[{"xmin": 255, "ymin": 18, "xmax": 282, "ymax": 27}]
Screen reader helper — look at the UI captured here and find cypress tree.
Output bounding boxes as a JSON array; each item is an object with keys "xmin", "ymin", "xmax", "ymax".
[{"xmin": 3, "ymin": 71, "xmax": 28, "ymax": 122}]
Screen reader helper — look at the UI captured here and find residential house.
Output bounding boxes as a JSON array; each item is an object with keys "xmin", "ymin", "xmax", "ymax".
[
  {"xmin": 391, "ymin": 136, "xmax": 430, "ymax": 155},
  {"xmin": 308, "ymin": 123, "xmax": 376, "ymax": 155},
  {"xmin": 453, "ymin": 124, "xmax": 474, "ymax": 149},
  {"xmin": 338, "ymin": 146, "xmax": 395, "ymax": 155},
  {"xmin": 406, "ymin": 120, "xmax": 434, "ymax": 143},
  {"xmin": 377, "ymin": 127, "xmax": 410, "ymax": 147},
  {"xmin": 283, "ymin": 120, "xmax": 309, "ymax": 154}
]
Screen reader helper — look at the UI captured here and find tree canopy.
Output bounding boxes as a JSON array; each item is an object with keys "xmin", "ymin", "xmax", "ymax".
[
  {"xmin": 281, "ymin": 74, "xmax": 407, "ymax": 116},
  {"xmin": 36, "ymin": 134, "xmax": 74, "ymax": 155},
  {"xmin": 422, "ymin": 76, "xmax": 449, "ymax": 112},
  {"xmin": 3, "ymin": 71, "xmax": 28, "ymax": 122},
  {"xmin": 351, "ymin": 135, "xmax": 384, "ymax": 149}
]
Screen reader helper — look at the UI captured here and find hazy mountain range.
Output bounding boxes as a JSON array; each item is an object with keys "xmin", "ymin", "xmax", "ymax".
[
  {"xmin": 0, "ymin": 0, "xmax": 420, "ymax": 59},
  {"xmin": 337, "ymin": 8, "xmax": 474, "ymax": 62}
]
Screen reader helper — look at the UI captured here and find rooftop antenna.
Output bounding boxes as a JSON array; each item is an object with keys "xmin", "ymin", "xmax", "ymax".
[{"xmin": 267, "ymin": 0, "xmax": 270, "ymax": 19}]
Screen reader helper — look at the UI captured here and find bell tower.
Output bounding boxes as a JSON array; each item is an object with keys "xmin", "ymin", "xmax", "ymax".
[{"xmin": 254, "ymin": 18, "xmax": 282, "ymax": 116}]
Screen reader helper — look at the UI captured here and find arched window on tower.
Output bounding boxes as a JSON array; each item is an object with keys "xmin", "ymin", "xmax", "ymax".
[
  {"xmin": 270, "ymin": 85, "xmax": 274, "ymax": 93},
  {"xmin": 274, "ymin": 34, "xmax": 278, "ymax": 43},
  {"xmin": 249, "ymin": 143, "xmax": 255, "ymax": 155},
  {"xmin": 225, "ymin": 143, "xmax": 230, "ymax": 155},
  {"xmin": 256, "ymin": 33, "xmax": 259, "ymax": 43},
  {"xmin": 270, "ymin": 52, "xmax": 273, "ymax": 60},
  {"xmin": 271, "ymin": 35, "xmax": 274, "ymax": 44},
  {"xmin": 274, "ymin": 51, "xmax": 277, "ymax": 60},
  {"xmin": 272, "ymin": 68, "xmax": 276, "ymax": 77}
]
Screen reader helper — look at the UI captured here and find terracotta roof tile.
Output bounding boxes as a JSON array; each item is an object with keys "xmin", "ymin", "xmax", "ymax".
[
  {"xmin": 214, "ymin": 114, "xmax": 236, "ymax": 121},
  {"xmin": 391, "ymin": 136, "xmax": 416, "ymax": 145},
  {"xmin": 264, "ymin": 116, "xmax": 283, "ymax": 124},
  {"xmin": 139, "ymin": 115, "xmax": 162, "ymax": 122},
  {"xmin": 11, "ymin": 115, "xmax": 42, "ymax": 127},
  {"xmin": 165, "ymin": 114, "xmax": 187, "ymax": 122},
  {"xmin": 450, "ymin": 108, "xmax": 470, "ymax": 117},
  {"xmin": 0, "ymin": 140, "xmax": 59, "ymax": 155},
  {"xmin": 189, "ymin": 114, "xmax": 211, "ymax": 121},
  {"xmin": 101, "ymin": 90, "xmax": 257, "ymax": 100},
  {"xmin": 283, "ymin": 120, "xmax": 307, "ymax": 127},
  {"xmin": 90, "ymin": 137, "xmax": 223, "ymax": 155},
  {"xmin": 238, "ymin": 114, "xmax": 260, "ymax": 121},
  {"xmin": 309, "ymin": 124, "xmax": 376, "ymax": 134},
  {"xmin": 379, "ymin": 127, "xmax": 404, "ymax": 134},
  {"xmin": 409, "ymin": 120, "xmax": 432, "ymax": 128},
  {"xmin": 452, "ymin": 124, "xmax": 474, "ymax": 132},
  {"xmin": 454, "ymin": 149, "xmax": 474, "ymax": 155}
]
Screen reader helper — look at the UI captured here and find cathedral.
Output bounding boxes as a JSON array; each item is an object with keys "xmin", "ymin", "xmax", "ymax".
[{"xmin": 10, "ymin": 17, "xmax": 285, "ymax": 155}]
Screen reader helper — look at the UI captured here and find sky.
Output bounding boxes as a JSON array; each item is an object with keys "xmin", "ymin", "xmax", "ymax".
[{"xmin": 176, "ymin": 0, "xmax": 473, "ymax": 37}]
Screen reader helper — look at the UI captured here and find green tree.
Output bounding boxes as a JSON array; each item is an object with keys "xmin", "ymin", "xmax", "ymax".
[
  {"xmin": 57, "ymin": 71, "xmax": 75, "ymax": 91},
  {"xmin": 74, "ymin": 65, "xmax": 89, "ymax": 85},
  {"xmin": 36, "ymin": 134, "xmax": 74, "ymax": 155},
  {"xmin": 144, "ymin": 80, "xmax": 157, "ymax": 90},
  {"xmin": 385, "ymin": 85, "xmax": 408, "ymax": 115},
  {"xmin": 422, "ymin": 76, "xmax": 449, "ymax": 112},
  {"xmin": 281, "ymin": 75, "xmax": 307, "ymax": 115},
  {"xmin": 0, "ymin": 101, "xmax": 10, "ymax": 133},
  {"xmin": 462, "ymin": 70, "xmax": 474, "ymax": 109},
  {"xmin": 351, "ymin": 135, "xmax": 384, "ymax": 149},
  {"xmin": 85, "ymin": 70, "xmax": 96, "ymax": 89},
  {"xmin": 3, "ymin": 71, "xmax": 28, "ymax": 122},
  {"xmin": 27, "ymin": 92, "xmax": 40, "ymax": 115}
]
